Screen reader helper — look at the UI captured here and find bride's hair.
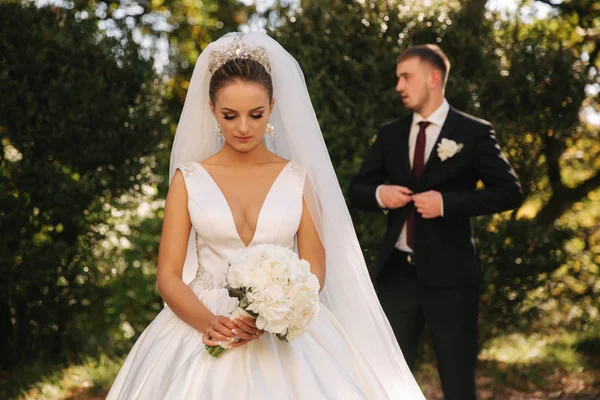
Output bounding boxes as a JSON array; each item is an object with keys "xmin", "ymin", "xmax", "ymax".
[{"xmin": 209, "ymin": 59, "xmax": 273, "ymax": 103}]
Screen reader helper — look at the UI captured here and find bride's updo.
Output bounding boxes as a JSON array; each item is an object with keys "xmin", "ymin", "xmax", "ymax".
[{"xmin": 209, "ymin": 59, "xmax": 273, "ymax": 103}]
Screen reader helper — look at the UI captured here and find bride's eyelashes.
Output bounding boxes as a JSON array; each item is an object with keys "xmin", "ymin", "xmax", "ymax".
[{"xmin": 222, "ymin": 114, "xmax": 264, "ymax": 120}]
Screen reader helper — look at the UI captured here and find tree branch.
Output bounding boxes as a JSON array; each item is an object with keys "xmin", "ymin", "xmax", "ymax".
[
  {"xmin": 541, "ymin": 132, "xmax": 565, "ymax": 194},
  {"xmin": 537, "ymin": 170, "xmax": 600, "ymax": 225},
  {"xmin": 573, "ymin": 171, "xmax": 600, "ymax": 199}
]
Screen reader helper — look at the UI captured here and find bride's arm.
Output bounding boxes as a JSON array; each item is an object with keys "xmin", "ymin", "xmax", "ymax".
[
  {"xmin": 155, "ymin": 171, "xmax": 229, "ymax": 335},
  {"xmin": 297, "ymin": 198, "xmax": 326, "ymax": 291}
]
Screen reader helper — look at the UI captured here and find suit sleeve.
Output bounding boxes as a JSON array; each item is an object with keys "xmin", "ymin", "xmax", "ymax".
[
  {"xmin": 348, "ymin": 130, "xmax": 388, "ymax": 212},
  {"xmin": 442, "ymin": 124, "xmax": 523, "ymax": 218}
]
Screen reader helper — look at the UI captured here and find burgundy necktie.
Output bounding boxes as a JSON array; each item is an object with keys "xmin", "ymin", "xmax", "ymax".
[{"xmin": 407, "ymin": 121, "xmax": 431, "ymax": 250}]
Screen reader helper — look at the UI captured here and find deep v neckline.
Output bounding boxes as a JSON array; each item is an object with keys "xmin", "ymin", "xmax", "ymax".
[{"xmin": 196, "ymin": 161, "xmax": 291, "ymax": 248}]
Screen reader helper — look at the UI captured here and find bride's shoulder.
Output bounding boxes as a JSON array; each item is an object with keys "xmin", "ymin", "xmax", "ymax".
[
  {"xmin": 177, "ymin": 161, "xmax": 206, "ymax": 180},
  {"xmin": 176, "ymin": 161, "xmax": 201, "ymax": 179},
  {"xmin": 268, "ymin": 153, "xmax": 288, "ymax": 165},
  {"xmin": 189, "ymin": 155, "xmax": 228, "ymax": 175},
  {"xmin": 287, "ymin": 160, "xmax": 305, "ymax": 175},
  {"xmin": 266, "ymin": 155, "xmax": 304, "ymax": 176},
  {"xmin": 198, "ymin": 154, "xmax": 221, "ymax": 168},
  {"xmin": 266, "ymin": 154, "xmax": 303, "ymax": 175},
  {"xmin": 282, "ymin": 160, "xmax": 306, "ymax": 186}
]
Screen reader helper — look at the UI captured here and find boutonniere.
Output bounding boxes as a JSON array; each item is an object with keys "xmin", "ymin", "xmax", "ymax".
[{"xmin": 437, "ymin": 138, "xmax": 463, "ymax": 161}]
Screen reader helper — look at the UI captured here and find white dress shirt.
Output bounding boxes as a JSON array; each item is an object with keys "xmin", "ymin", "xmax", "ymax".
[{"xmin": 375, "ymin": 98, "xmax": 450, "ymax": 253}]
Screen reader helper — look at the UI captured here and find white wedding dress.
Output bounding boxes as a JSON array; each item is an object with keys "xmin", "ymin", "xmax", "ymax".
[{"xmin": 106, "ymin": 161, "xmax": 394, "ymax": 399}]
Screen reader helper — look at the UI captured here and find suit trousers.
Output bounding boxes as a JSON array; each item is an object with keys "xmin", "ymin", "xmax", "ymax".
[{"xmin": 377, "ymin": 249, "xmax": 480, "ymax": 400}]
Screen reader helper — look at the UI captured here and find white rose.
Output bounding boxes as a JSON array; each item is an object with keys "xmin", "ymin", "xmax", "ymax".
[
  {"xmin": 245, "ymin": 268, "xmax": 271, "ymax": 290},
  {"xmin": 285, "ymin": 326, "xmax": 304, "ymax": 341},
  {"xmin": 437, "ymin": 138, "xmax": 463, "ymax": 161},
  {"xmin": 227, "ymin": 267, "xmax": 243, "ymax": 289},
  {"xmin": 288, "ymin": 261, "xmax": 306, "ymax": 281},
  {"xmin": 262, "ymin": 317, "xmax": 289, "ymax": 334},
  {"xmin": 291, "ymin": 283, "xmax": 317, "ymax": 308},
  {"xmin": 259, "ymin": 298, "xmax": 293, "ymax": 322},
  {"xmin": 266, "ymin": 263, "xmax": 286, "ymax": 283}
]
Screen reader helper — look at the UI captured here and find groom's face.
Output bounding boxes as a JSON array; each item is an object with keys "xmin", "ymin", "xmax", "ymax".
[{"xmin": 395, "ymin": 57, "xmax": 430, "ymax": 113}]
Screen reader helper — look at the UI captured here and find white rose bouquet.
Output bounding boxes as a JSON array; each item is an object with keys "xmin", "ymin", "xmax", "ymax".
[{"xmin": 206, "ymin": 244, "xmax": 320, "ymax": 358}]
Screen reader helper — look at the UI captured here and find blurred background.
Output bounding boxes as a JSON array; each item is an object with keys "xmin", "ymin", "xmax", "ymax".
[{"xmin": 0, "ymin": 0, "xmax": 598, "ymax": 398}]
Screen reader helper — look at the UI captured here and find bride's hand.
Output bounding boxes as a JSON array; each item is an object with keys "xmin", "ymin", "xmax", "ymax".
[
  {"xmin": 224, "ymin": 317, "xmax": 264, "ymax": 349},
  {"xmin": 202, "ymin": 315, "xmax": 238, "ymax": 346},
  {"xmin": 231, "ymin": 316, "xmax": 264, "ymax": 343}
]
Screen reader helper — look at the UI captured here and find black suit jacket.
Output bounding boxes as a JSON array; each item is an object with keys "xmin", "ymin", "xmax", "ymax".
[{"xmin": 349, "ymin": 107, "xmax": 523, "ymax": 287}]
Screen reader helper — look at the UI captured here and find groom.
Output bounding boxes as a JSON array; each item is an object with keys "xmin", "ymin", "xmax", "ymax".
[{"xmin": 349, "ymin": 45, "xmax": 523, "ymax": 399}]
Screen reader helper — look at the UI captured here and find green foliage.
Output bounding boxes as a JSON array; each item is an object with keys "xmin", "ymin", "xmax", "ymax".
[
  {"xmin": 474, "ymin": 217, "xmax": 571, "ymax": 339},
  {"xmin": 60, "ymin": 0, "xmax": 251, "ymax": 357},
  {"xmin": 0, "ymin": 355, "xmax": 121, "ymax": 400},
  {"xmin": 0, "ymin": 0, "xmax": 250, "ymax": 373},
  {"xmin": 271, "ymin": 0, "xmax": 599, "ymax": 338},
  {"xmin": 70, "ymin": 0, "xmax": 250, "ymax": 122},
  {"xmin": 0, "ymin": 3, "xmax": 167, "ymax": 369}
]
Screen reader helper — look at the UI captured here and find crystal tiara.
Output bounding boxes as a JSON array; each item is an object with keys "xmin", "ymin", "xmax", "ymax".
[{"xmin": 208, "ymin": 35, "xmax": 271, "ymax": 75}]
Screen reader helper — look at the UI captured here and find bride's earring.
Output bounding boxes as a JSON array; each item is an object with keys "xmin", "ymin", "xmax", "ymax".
[
  {"xmin": 266, "ymin": 122, "xmax": 275, "ymax": 141},
  {"xmin": 216, "ymin": 123, "xmax": 223, "ymax": 142}
]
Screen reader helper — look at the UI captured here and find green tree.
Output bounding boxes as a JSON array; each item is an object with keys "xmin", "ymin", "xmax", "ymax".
[
  {"xmin": 69, "ymin": 0, "xmax": 251, "ymax": 118},
  {"xmin": 72, "ymin": 0, "xmax": 253, "ymax": 349},
  {"xmin": 0, "ymin": 2, "xmax": 168, "ymax": 369},
  {"xmin": 270, "ymin": 0, "xmax": 598, "ymax": 337}
]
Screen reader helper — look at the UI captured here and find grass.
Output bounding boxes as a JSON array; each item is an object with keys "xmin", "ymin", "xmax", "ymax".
[
  {"xmin": 416, "ymin": 331, "xmax": 600, "ymax": 399},
  {"xmin": 2, "ymin": 330, "xmax": 599, "ymax": 399},
  {"xmin": 1, "ymin": 355, "xmax": 120, "ymax": 400}
]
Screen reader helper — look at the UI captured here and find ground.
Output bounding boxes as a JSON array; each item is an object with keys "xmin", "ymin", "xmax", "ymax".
[{"xmin": 3, "ymin": 331, "xmax": 599, "ymax": 400}]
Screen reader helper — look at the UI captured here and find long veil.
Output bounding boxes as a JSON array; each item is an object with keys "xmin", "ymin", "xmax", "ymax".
[{"xmin": 169, "ymin": 32, "xmax": 424, "ymax": 399}]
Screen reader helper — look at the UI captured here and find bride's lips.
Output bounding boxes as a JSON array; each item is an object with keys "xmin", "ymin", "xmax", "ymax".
[{"xmin": 234, "ymin": 136, "xmax": 252, "ymax": 143}]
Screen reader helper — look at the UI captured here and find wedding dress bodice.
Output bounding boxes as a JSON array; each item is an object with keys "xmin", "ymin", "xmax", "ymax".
[{"xmin": 177, "ymin": 161, "xmax": 305, "ymax": 290}]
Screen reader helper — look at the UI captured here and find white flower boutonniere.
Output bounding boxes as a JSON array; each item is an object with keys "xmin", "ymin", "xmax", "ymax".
[{"xmin": 437, "ymin": 138, "xmax": 463, "ymax": 162}]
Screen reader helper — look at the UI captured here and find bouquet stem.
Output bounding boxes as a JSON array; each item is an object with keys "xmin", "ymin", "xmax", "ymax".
[{"xmin": 206, "ymin": 344, "xmax": 228, "ymax": 358}]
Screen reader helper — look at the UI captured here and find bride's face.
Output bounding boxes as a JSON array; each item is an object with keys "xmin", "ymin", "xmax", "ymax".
[{"xmin": 210, "ymin": 81, "xmax": 274, "ymax": 153}]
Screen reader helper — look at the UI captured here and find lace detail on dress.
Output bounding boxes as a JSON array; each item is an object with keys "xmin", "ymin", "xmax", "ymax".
[
  {"xmin": 190, "ymin": 230, "xmax": 226, "ymax": 290},
  {"xmin": 289, "ymin": 162, "xmax": 307, "ymax": 191},
  {"xmin": 192, "ymin": 264, "xmax": 226, "ymax": 290},
  {"xmin": 178, "ymin": 162, "xmax": 197, "ymax": 179},
  {"xmin": 289, "ymin": 161, "xmax": 304, "ymax": 175}
]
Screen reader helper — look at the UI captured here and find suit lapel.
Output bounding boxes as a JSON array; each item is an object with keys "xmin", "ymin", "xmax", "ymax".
[
  {"xmin": 396, "ymin": 115, "xmax": 414, "ymax": 184},
  {"xmin": 418, "ymin": 107, "xmax": 458, "ymax": 185}
]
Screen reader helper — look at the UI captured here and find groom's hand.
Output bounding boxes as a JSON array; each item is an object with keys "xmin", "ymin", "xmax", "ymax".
[
  {"xmin": 412, "ymin": 191, "xmax": 443, "ymax": 219},
  {"xmin": 379, "ymin": 185, "xmax": 413, "ymax": 209}
]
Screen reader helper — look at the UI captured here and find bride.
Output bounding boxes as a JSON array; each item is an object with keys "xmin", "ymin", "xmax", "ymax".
[{"xmin": 106, "ymin": 32, "xmax": 425, "ymax": 399}]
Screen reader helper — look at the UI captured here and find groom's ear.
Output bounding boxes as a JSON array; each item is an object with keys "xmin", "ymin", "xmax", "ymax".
[{"xmin": 429, "ymin": 69, "xmax": 443, "ymax": 89}]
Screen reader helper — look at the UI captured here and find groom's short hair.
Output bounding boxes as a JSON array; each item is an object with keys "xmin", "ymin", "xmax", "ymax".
[{"xmin": 397, "ymin": 45, "xmax": 451, "ymax": 87}]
